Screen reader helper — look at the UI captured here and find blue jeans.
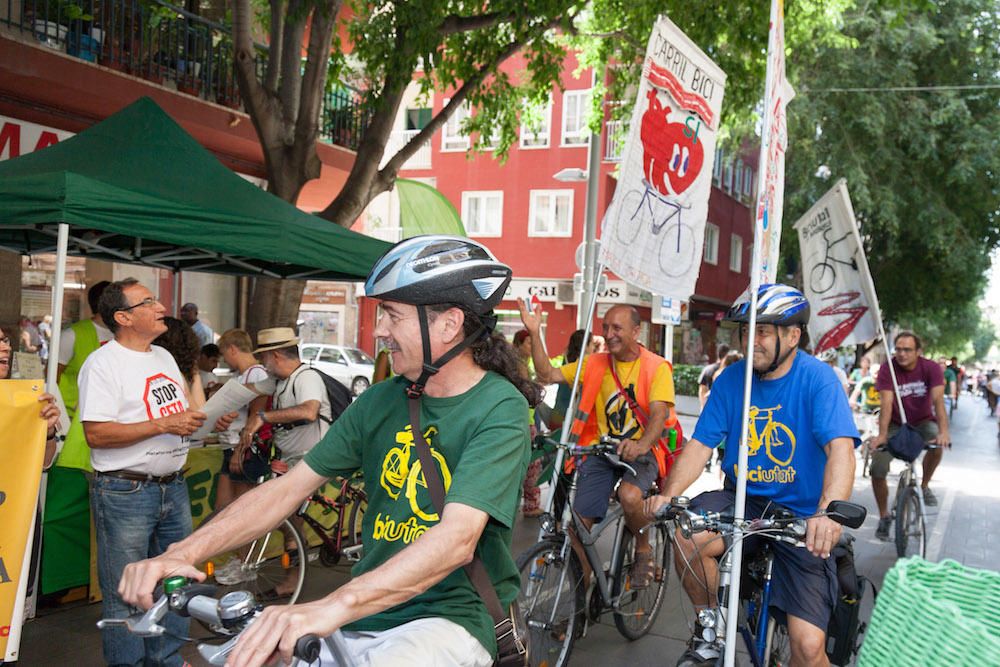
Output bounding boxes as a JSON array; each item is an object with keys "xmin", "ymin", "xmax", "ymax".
[{"xmin": 91, "ymin": 474, "xmax": 192, "ymax": 666}]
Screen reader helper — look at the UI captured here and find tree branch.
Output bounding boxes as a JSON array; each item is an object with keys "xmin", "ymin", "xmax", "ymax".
[
  {"xmin": 293, "ymin": 0, "xmax": 341, "ymax": 181},
  {"xmin": 278, "ymin": 0, "xmax": 307, "ymax": 128},
  {"xmin": 379, "ymin": 19, "xmax": 557, "ymax": 179},
  {"xmin": 264, "ymin": 0, "xmax": 284, "ymax": 93},
  {"xmin": 439, "ymin": 11, "xmax": 511, "ymax": 35}
]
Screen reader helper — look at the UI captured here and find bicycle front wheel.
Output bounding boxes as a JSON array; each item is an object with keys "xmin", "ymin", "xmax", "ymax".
[
  {"xmin": 516, "ymin": 539, "xmax": 585, "ymax": 667},
  {"xmin": 612, "ymin": 522, "xmax": 671, "ymax": 640},
  {"xmin": 894, "ymin": 485, "xmax": 926, "ymax": 558},
  {"xmin": 201, "ymin": 515, "xmax": 307, "ymax": 620}
]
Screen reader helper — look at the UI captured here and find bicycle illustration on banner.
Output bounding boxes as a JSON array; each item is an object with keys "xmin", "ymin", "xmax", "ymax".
[
  {"xmin": 808, "ymin": 226, "xmax": 859, "ymax": 294},
  {"xmin": 612, "ymin": 88, "xmax": 704, "ymax": 278}
]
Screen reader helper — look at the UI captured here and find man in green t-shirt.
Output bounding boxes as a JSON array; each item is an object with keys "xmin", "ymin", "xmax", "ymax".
[{"xmin": 118, "ymin": 236, "xmax": 538, "ymax": 666}]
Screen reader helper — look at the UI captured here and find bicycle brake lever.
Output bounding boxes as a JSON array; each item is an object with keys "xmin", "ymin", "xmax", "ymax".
[{"xmin": 97, "ymin": 594, "xmax": 171, "ymax": 637}]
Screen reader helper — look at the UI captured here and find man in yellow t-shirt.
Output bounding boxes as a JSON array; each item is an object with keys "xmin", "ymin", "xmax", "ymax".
[{"xmin": 519, "ymin": 303, "xmax": 675, "ymax": 589}]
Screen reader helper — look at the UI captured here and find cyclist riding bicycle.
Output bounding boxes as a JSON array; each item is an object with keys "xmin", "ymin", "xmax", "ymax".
[
  {"xmin": 119, "ymin": 235, "xmax": 541, "ymax": 666},
  {"xmin": 645, "ymin": 283, "xmax": 860, "ymax": 667}
]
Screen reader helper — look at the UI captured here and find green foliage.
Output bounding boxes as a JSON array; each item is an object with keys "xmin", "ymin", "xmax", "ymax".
[
  {"xmin": 673, "ymin": 363, "xmax": 702, "ymax": 396},
  {"xmin": 570, "ymin": 0, "xmax": 853, "ymax": 145},
  {"xmin": 783, "ymin": 0, "xmax": 1000, "ymax": 350},
  {"xmin": 343, "ymin": 0, "xmax": 584, "ymax": 160}
]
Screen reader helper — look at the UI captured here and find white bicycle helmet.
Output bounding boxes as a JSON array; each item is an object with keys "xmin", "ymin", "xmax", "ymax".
[
  {"xmin": 725, "ymin": 283, "xmax": 811, "ymax": 377},
  {"xmin": 365, "ymin": 235, "xmax": 511, "ymax": 315},
  {"xmin": 365, "ymin": 235, "xmax": 512, "ymax": 397}
]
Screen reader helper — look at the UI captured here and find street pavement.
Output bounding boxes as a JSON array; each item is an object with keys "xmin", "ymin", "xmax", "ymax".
[{"xmin": 16, "ymin": 393, "xmax": 1000, "ymax": 666}]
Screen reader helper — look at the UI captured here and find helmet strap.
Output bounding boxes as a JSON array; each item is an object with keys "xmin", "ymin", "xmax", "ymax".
[
  {"xmin": 406, "ymin": 304, "xmax": 489, "ymax": 399},
  {"xmin": 756, "ymin": 328, "xmax": 797, "ymax": 379}
]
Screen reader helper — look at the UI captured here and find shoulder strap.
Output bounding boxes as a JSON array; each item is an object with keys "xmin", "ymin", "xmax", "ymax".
[
  {"xmin": 609, "ymin": 359, "xmax": 650, "ymax": 429},
  {"xmin": 406, "ymin": 398, "xmax": 507, "ymax": 623}
]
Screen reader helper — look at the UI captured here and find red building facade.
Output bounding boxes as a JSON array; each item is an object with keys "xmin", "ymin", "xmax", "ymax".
[{"xmin": 372, "ymin": 52, "xmax": 758, "ymax": 364}]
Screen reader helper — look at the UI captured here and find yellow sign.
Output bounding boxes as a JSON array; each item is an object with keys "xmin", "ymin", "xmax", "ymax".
[{"xmin": 0, "ymin": 380, "xmax": 47, "ymax": 660}]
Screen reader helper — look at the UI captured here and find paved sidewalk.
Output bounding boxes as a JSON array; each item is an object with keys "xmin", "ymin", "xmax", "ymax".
[{"xmin": 15, "ymin": 395, "xmax": 1000, "ymax": 665}]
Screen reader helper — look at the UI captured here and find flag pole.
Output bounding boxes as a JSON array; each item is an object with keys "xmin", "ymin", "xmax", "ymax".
[{"xmin": 723, "ymin": 1, "xmax": 781, "ymax": 663}]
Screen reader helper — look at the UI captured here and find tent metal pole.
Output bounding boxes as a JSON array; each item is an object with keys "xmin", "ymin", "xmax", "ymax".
[
  {"xmin": 45, "ymin": 224, "xmax": 69, "ymax": 393},
  {"xmin": 172, "ymin": 269, "xmax": 181, "ymax": 317}
]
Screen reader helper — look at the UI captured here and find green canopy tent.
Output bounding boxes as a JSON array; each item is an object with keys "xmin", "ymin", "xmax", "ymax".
[
  {"xmin": 0, "ymin": 96, "xmax": 390, "ymax": 279},
  {"xmin": 0, "ymin": 96, "xmax": 391, "ymax": 596}
]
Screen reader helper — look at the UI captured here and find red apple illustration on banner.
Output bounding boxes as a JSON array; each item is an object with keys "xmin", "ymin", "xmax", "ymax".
[{"xmin": 640, "ymin": 89, "xmax": 704, "ymax": 197}]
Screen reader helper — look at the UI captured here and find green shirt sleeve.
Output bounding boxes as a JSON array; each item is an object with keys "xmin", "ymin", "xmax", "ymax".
[
  {"xmin": 303, "ymin": 391, "xmax": 365, "ymax": 479},
  {"xmin": 444, "ymin": 393, "xmax": 530, "ymax": 530}
]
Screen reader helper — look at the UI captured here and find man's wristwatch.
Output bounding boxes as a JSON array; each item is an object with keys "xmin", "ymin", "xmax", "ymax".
[{"xmin": 257, "ymin": 409, "xmax": 268, "ymax": 424}]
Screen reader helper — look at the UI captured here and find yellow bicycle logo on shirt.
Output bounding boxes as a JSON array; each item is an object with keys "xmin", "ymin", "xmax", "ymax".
[
  {"xmin": 380, "ymin": 425, "xmax": 452, "ymax": 522},
  {"xmin": 747, "ymin": 405, "xmax": 796, "ymax": 466}
]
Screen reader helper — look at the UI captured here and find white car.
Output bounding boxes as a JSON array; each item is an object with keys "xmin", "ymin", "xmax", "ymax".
[{"xmin": 300, "ymin": 344, "xmax": 375, "ymax": 396}]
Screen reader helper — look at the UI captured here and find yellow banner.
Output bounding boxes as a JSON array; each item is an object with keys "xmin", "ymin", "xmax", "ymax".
[{"xmin": 0, "ymin": 380, "xmax": 47, "ymax": 659}]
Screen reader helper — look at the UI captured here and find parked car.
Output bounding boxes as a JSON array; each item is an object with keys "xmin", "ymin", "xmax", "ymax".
[{"xmin": 300, "ymin": 344, "xmax": 375, "ymax": 396}]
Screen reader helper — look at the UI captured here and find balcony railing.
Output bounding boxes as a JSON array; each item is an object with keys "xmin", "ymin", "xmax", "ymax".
[
  {"xmin": 380, "ymin": 129, "xmax": 431, "ymax": 170},
  {"xmin": 1, "ymin": 0, "xmax": 367, "ymax": 151},
  {"xmin": 605, "ymin": 120, "xmax": 624, "ymax": 162}
]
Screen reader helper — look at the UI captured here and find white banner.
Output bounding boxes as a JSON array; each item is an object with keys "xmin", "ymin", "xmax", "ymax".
[
  {"xmin": 793, "ymin": 179, "xmax": 881, "ymax": 353},
  {"xmin": 599, "ymin": 15, "xmax": 726, "ymax": 299},
  {"xmin": 753, "ymin": 0, "xmax": 795, "ymax": 283}
]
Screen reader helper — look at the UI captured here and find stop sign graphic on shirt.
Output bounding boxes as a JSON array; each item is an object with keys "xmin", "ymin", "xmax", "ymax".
[{"xmin": 143, "ymin": 373, "xmax": 185, "ymax": 419}]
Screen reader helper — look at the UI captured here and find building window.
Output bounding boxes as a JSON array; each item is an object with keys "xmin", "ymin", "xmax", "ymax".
[
  {"xmin": 743, "ymin": 165, "xmax": 754, "ymax": 197},
  {"xmin": 529, "ymin": 190, "xmax": 574, "ymax": 237},
  {"xmin": 723, "ymin": 161, "xmax": 734, "ymax": 194},
  {"xmin": 441, "ymin": 98, "xmax": 470, "ymax": 151},
  {"xmin": 561, "ymin": 89, "xmax": 590, "ymax": 146},
  {"xmin": 406, "ymin": 108, "xmax": 432, "ymax": 131},
  {"xmin": 713, "ymin": 147, "xmax": 724, "ymax": 186},
  {"xmin": 733, "ymin": 160, "xmax": 743, "ymax": 195},
  {"xmin": 520, "ymin": 97, "xmax": 552, "ymax": 149},
  {"xmin": 461, "ymin": 191, "xmax": 503, "ymax": 237},
  {"xmin": 730, "ymin": 234, "xmax": 743, "ymax": 272},
  {"xmin": 704, "ymin": 223, "xmax": 719, "ymax": 264}
]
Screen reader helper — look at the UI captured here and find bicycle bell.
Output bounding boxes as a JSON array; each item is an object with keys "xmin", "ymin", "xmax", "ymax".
[{"xmin": 218, "ymin": 590, "xmax": 261, "ymax": 629}]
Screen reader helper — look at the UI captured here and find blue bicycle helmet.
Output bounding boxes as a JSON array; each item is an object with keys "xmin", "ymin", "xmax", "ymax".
[{"xmin": 724, "ymin": 283, "xmax": 810, "ymax": 327}]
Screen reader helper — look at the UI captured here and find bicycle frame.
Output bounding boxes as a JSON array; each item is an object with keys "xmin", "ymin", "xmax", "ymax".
[
  {"xmin": 296, "ymin": 475, "xmax": 365, "ymax": 564},
  {"xmin": 546, "ymin": 463, "xmax": 631, "ymax": 611},
  {"xmin": 702, "ymin": 535, "xmax": 778, "ymax": 667}
]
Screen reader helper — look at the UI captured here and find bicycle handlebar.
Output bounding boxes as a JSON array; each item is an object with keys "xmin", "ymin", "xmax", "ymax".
[
  {"xmin": 97, "ymin": 580, "xmax": 354, "ymax": 666},
  {"xmin": 655, "ymin": 497, "xmax": 867, "ymax": 546},
  {"xmin": 536, "ymin": 435, "xmax": 638, "ymax": 476}
]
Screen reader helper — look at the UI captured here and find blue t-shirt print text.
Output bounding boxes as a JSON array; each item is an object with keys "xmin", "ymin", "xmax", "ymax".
[{"xmin": 692, "ymin": 351, "xmax": 860, "ymax": 517}]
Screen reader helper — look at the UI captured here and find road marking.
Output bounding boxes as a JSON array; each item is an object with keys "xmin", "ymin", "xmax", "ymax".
[{"xmin": 924, "ymin": 485, "xmax": 954, "ymax": 562}]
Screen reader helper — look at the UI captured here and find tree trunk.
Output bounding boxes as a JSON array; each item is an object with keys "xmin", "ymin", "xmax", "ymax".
[
  {"xmin": 0, "ymin": 250, "xmax": 22, "ymax": 335},
  {"xmin": 245, "ymin": 277, "xmax": 306, "ymax": 340}
]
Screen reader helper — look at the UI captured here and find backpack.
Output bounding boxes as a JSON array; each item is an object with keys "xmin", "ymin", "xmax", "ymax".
[
  {"xmin": 301, "ymin": 366, "xmax": 354, "ymax": 424},
  {"xmin": 826, "ymin": 534, "xmax": 876, "ymax": 665}
]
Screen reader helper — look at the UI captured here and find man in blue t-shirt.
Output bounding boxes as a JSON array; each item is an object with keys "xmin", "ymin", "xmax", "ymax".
[{"xmin": 646, "ymin": 284, "xmax": 859, "ymax": 667}]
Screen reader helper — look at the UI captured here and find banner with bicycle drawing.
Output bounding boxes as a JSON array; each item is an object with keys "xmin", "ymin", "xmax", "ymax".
[
  {"xmin": 599, "ymin": 15, "xmax": 726, "ymax": 299},
  {"xmin": 793, "ymin": 179, "xmax": 882, "ymax": 353}
]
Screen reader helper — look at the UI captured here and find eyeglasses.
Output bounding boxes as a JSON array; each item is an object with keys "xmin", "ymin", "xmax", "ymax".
[{"xmin": 118, "ymin": 297, "xmax": 158, "ymax": 312}]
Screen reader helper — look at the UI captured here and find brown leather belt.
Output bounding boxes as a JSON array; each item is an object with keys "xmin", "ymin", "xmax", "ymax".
[{"xmin": 96, "ymin": 469, "xmax": 182, "ymax": 484}]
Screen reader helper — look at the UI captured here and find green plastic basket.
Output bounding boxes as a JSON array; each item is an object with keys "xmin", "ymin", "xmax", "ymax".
[{"xmin": 858, "ymin": 557, "xmax": 1000, "ymax": 666}]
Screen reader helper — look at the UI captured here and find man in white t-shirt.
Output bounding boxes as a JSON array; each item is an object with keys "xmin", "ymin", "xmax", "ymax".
[
  {"xmin": 79, "ymin": 278, "xmax": 207, "ymax": 667},
  {"xmin": 241, "ymin": 327, "xmax": 331, "ymax": 466}
]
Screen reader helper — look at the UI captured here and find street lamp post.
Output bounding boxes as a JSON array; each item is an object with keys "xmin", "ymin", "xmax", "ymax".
[{"xmin": 554, "ymin": 121, "xmax": 602, "ymax": 330}]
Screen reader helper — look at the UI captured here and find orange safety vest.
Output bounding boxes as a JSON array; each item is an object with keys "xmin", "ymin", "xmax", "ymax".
[{"xmin": 568, "ymin": 348, "xmax": 683, "ymax": 478}]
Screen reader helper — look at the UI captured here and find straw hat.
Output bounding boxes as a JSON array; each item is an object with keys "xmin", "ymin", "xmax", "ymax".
[{"xmin": 253, "ymin": 327, "xmax": 299, "ymax": 353}]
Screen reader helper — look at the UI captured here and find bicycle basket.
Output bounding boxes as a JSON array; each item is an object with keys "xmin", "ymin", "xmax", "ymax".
[{"xmin": 857, "ymin": 558, "xmax": 1000, "ymax": 667}]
